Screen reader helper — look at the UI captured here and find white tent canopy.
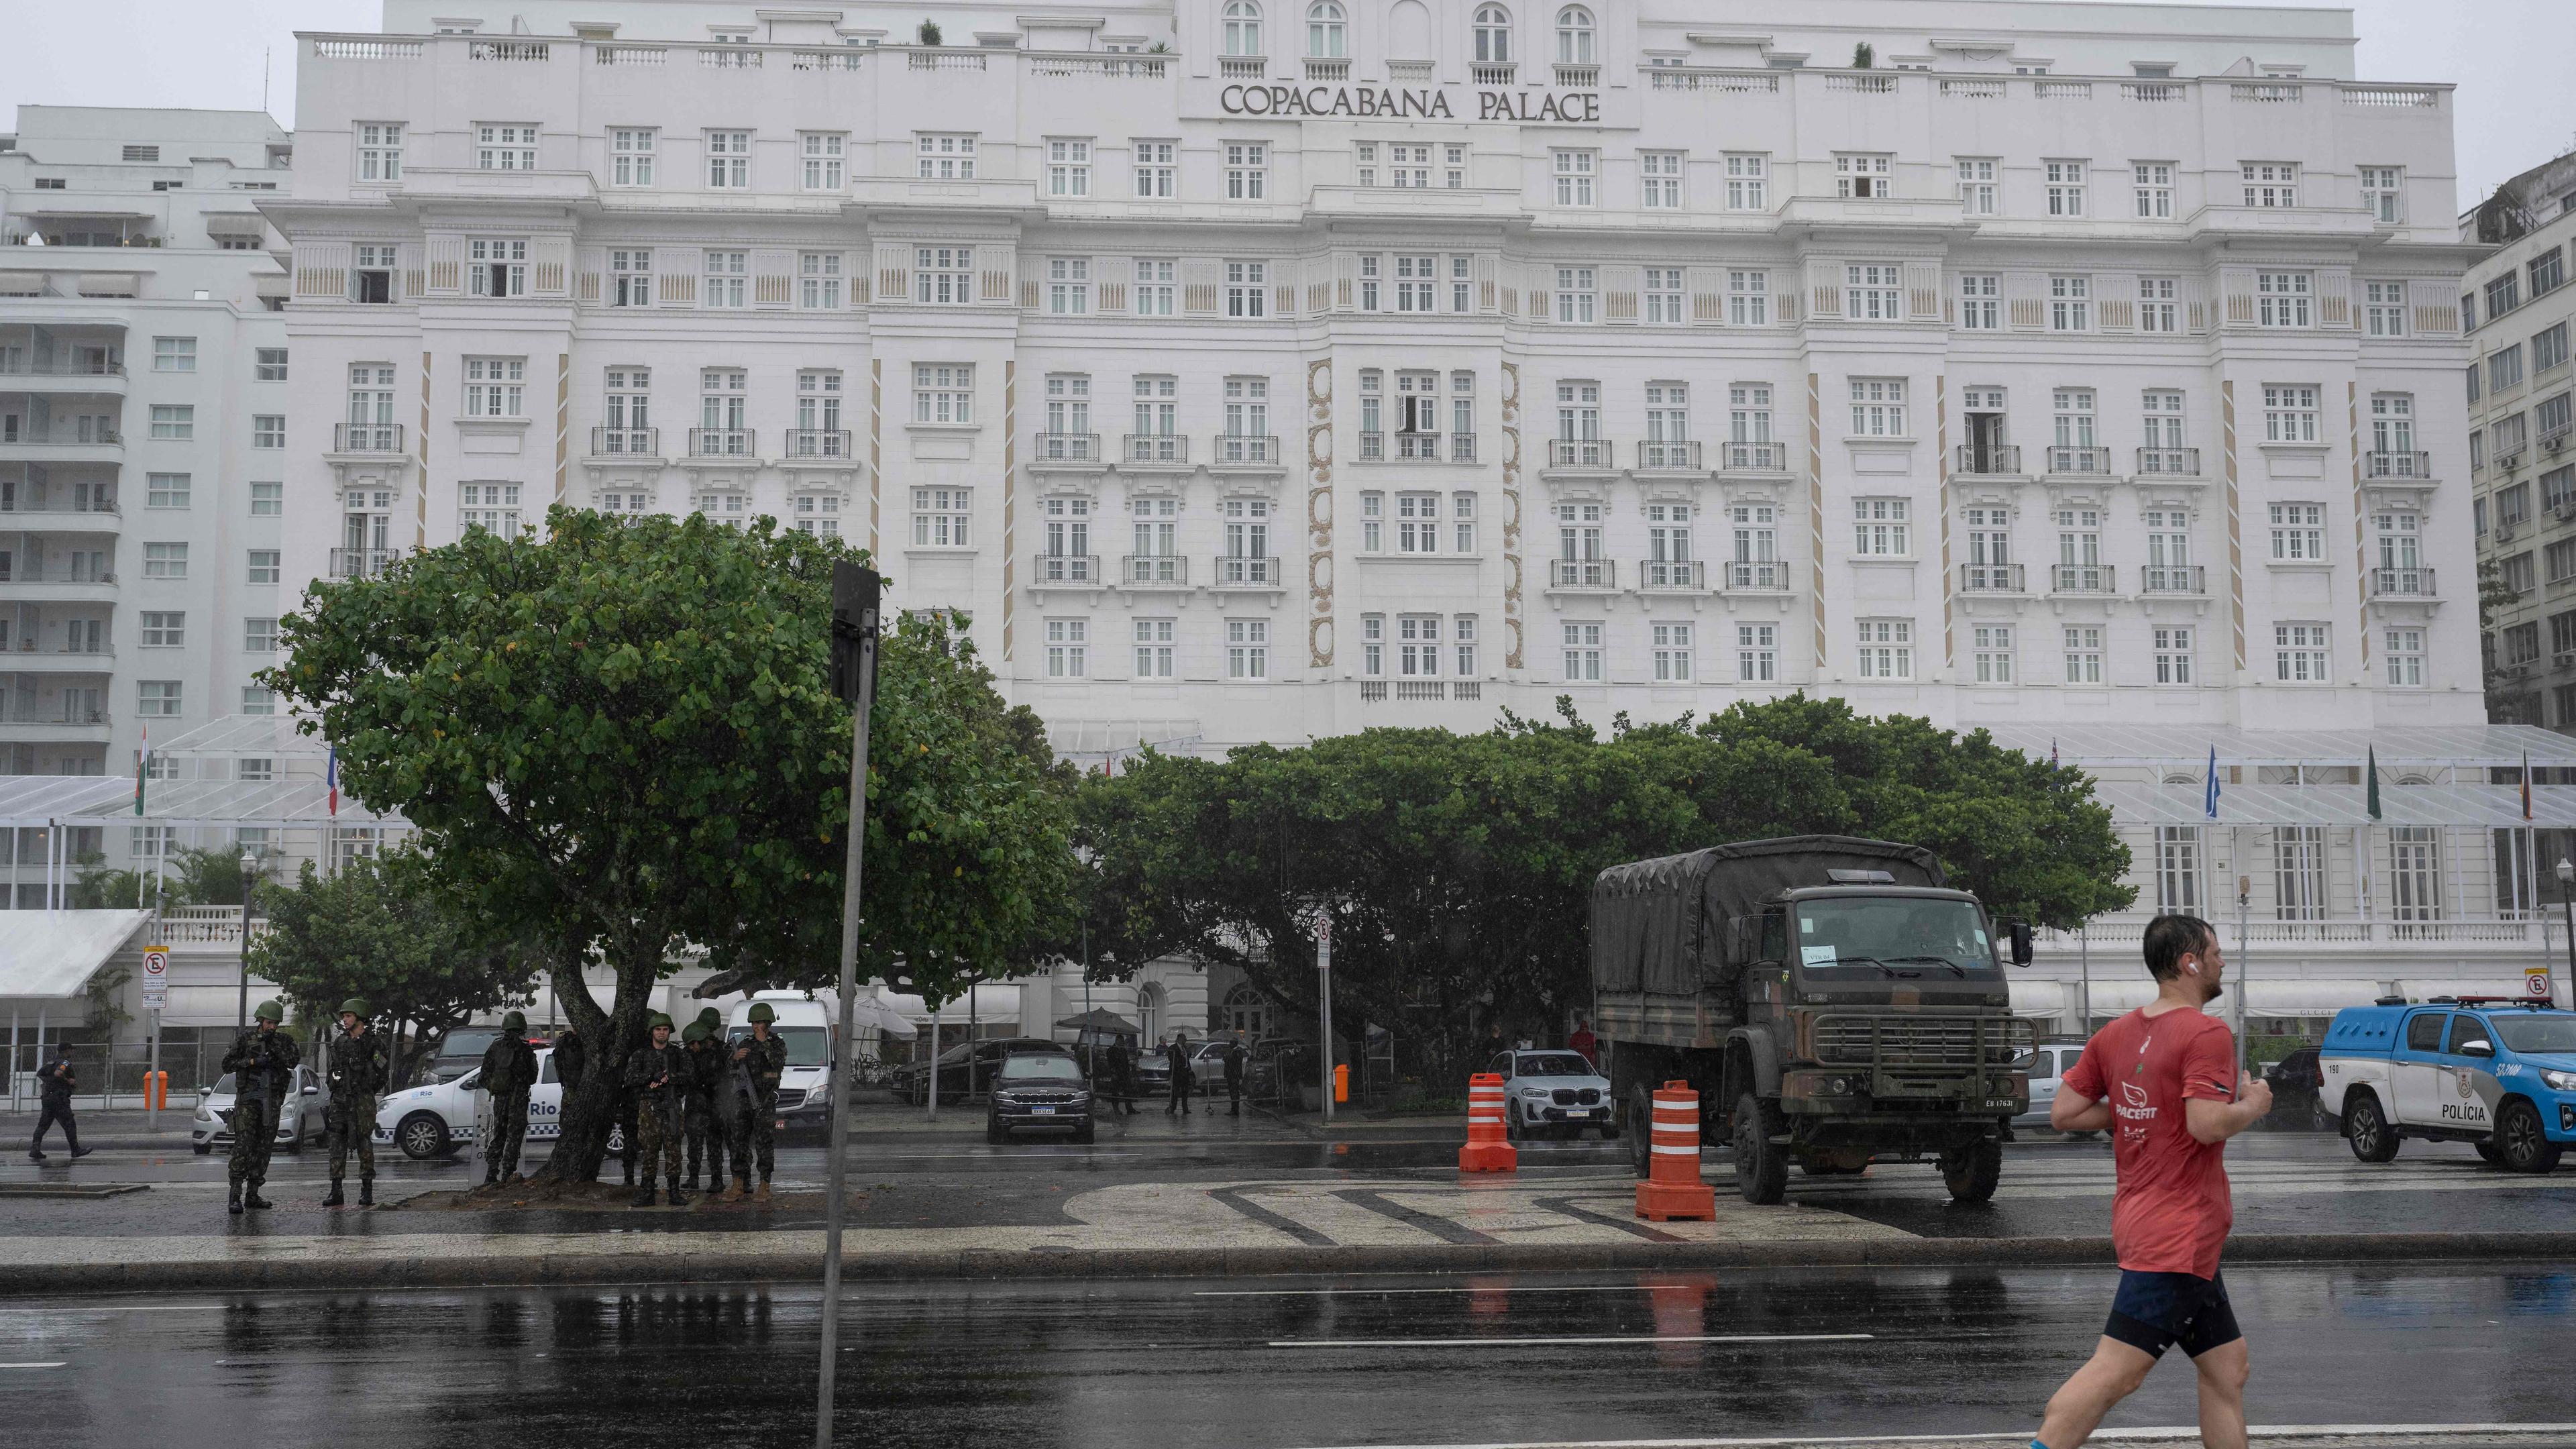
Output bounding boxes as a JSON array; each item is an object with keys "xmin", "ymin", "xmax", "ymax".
[
  {"xmin": 0, "ymin": 909, "xmax": 150, "ymax": 1002},
  {"xmin": 2011, "ymin": 975, "xmax": 2529, "ymax": 1021}
]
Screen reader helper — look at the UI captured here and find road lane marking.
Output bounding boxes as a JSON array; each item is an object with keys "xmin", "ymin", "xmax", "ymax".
[
  {"xmin": 0, "ymin": 1304, "xmax": 225, "ymax": 1313},
  {"xmin": 0, "ymin": 1362, "xmax": 68, "ymax": 1369},
  {"xmin": 1267, "ymin": 1333, "xmax": 1872, "ymax": 1348},
  {"xmin": 1284, "ymin": 1424, "xmax": 2576, "ymax": 1449}
]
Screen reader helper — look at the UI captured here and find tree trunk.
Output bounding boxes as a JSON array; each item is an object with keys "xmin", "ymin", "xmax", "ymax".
[{"xmin": 527, "ymin": 934, "xmax": 659, "ymax": 1187}]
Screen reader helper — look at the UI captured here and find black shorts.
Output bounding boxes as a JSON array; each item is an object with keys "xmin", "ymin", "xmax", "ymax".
[{"xmin": 2104, "ymin": 1269, "xmax": 2241, "ymax": 1359}]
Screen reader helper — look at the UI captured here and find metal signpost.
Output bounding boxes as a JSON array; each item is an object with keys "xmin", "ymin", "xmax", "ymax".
[
  {"xmin": 1314, "ymin": 911, "xmax": 1333, "ymax": 1124},
  {"xmin": 815, "ymin": 561, "xmax": 882, "ymax": 1449},
  {"xmin": 142, "ymin": 945, "xmax": 168, "ymax": 1128}
]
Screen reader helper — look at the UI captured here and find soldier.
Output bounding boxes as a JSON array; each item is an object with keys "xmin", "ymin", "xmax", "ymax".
[
  {"xmin": 221, "ymin": 1000, "xmax": 301, "ymax": 1215},
  {"xmin": 321, "ymin": 998, "xmax": 388, "ymax": 1208},
  {"xmin": 474, "ymin": 1010, "xmax": 540, "ymax": 1186},
  {"xmin": 624, "ymin": 1012, "xmax": 690, "ymax": 1207},
  {"xmin": 722, "ymin": 1001, "xmax": 789, "ymax": 1203},
  {"xmin": 680, "ymin": 1020, "xmax": 728, "ymax": 1193},
  {"xmin": 1223, "ymin": 1032, "xmax": 1248, "ymax": 1118}
]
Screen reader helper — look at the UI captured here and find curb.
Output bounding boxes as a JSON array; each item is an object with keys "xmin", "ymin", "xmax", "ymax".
[{"xmin": 7, "ymin": 1231, "xmax": 2576, "ymax": 1297}]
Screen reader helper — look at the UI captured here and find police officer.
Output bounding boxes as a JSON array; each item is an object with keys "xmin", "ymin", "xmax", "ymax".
[
  {"xmin": 474, "ymin": 1010, "xmax": 540, "ymax": 1187},
  {"xmin": 1223, "ymin": 1032, "xmax": 1248, "ymax": 1117},
  {"xmin": 221, "ymin": 1000, "xmax": 301, "ymax": 1215},
  {"xmin": 680, "ymin": 1020, "xmax": 728, "ymax": 1193},
  {"xmin": 624, "ymin": 1012, "xmax": 690, "ymax": 1207},
  {"xmin": 321, "ymin": 998, "xmax": 388, "ymax": 1208},
  {"xmin": 723, "ymin": 1001, "xmax": 789, "ymax": 1203}
]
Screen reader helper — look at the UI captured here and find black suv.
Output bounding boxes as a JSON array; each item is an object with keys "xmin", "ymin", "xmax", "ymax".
[
  {"xmin": 987, "ymin": 1049, "xmax": 1095, "ymax": 1143},
  {"xmin": 2262, "ymin": 1046, "xmax": 2328, "ymax": 1130}
]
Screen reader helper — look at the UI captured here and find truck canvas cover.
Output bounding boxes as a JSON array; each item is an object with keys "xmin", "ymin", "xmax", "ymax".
[{"xmin": 1590, "ymin": 836, "xmax": 1947, "ymax": 997}]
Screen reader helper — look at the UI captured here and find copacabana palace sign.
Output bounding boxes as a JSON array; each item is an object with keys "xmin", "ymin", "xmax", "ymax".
[{"xmin": 1219, "ymin": 83, "xmax": 1602, "ymax": 123}]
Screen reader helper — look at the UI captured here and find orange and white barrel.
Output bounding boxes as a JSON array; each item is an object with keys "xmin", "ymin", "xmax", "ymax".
[
  {"xmin": 1458, "ymin": 1072, "xmax": 1517, "ymax": 1173},
  {"xmin": 1634, "ymin": 1079, "xmax": 1716, "ymax": 1220}
]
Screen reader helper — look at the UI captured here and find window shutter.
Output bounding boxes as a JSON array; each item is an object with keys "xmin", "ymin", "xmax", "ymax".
[
  {"xmin": 2409, "ymin": 278, "xmax": 2459, "ymax": 334},
  {"xmin": 530, "ymin": 235, "xmax": 570, "ymax": 296},
  {"xmin": 659, "ymin": 247, "xmax": 700, "ymax": 305},
  {"xmin": 2006, "ymin": 271, "xmax": 2046, "ymax": 330},
  {"xmin": 1904, "ymin": 260, "xmax": 1942, "ymax": 321},
  {"xmin": 292, "ymin": 240, "xmax": 351, "ymax": 301},
  {"xmin": 979, "ymin": 246, "xmax": 1015, "ymax": 303},
  {"xmin": 2094, "ymin": 271, "xmax": 2139, "ymax": 331},
  {"xmin": 1183, "ymin": 258, "xmax": 1220, "ymax": 315},
  {"xmin": 874, "ymin": 241, "xmax": 909, "ymax": 304},
  {"xmin": 2218, "ymin": 266, "xmax": 2257, "ymax": 327},
  {"xmin": 1098, "ymin": 256, "xmax": 1130, "ymax": 314},
  {"xmin": 752, "ymin": 248, "xmax": 794, "ymax": 309},
  {"xmin": 575, "ymin": 246, "xmax": 605, "ymax": 305},
  {"xmin": 423, "ymin": 235, "xmax": 464, "ymax": 295},
  {"xmin": 2315, "ymin": 266, "xmax": 2353, "ymax": 328}
]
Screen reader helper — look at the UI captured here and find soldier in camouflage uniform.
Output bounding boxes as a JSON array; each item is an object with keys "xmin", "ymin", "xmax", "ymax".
[
  {"xmin": 321, "ymin": 998, "xmax": 389, "ymax": 1208},
  {"xmin": 722, "ymin": 1001, "xmax": 790, "ymax": 1203},
  {"xmin": 221, "ymin": 1000, "xmax": 301, "ymax": 1215},
  {"xmin": 474, "ymin": 1010, "xmax": 541, "ymax": 1186},
  {"xmin": 625, "ymin": 1012, "xmax": 691, "ymax": 1207},
  {"xmin": 680, "ymin": 1020, "xmax": 729, "ymax": 1193}
]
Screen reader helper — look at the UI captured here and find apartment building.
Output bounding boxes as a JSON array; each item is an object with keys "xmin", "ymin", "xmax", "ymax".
[
  {"xmin": 258, "ymin": 0, "xmax": 2563, "ymax": 1034},
  {"xmin": 0, "ymin": 106, "xmax": 291, "ymax": 900}
]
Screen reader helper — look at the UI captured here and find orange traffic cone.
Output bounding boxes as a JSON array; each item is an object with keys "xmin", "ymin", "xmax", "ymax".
[
  {"xmin": 1634, "ymin": 1080, "xmax": 1716, "ymax": 1220},
  {"xmin": 1458, "ymin": 1072, "xmax": 1517, "ymax": 1172}
]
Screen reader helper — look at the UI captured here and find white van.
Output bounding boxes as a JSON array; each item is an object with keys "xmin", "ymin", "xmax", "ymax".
[{"xmin": 727, "ymin": 991, "xmax": 838, "ymax": 1126}]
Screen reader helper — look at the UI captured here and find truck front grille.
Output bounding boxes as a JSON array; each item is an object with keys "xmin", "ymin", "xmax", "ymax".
[{"xmin": 1810, "ymin": 1015, "xmax": 2031, "ymax": 1068}]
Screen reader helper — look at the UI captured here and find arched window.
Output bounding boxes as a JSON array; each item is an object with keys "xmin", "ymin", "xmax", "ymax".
[
  {"xmin": 1223, "ymin": 0, "xmax": 1264, "ymax": 57},
  {"xmin": 1554, "ymin": 5, "xmax": 1594, "ymax": 64},
  {"xmin": 1473, "ymin": 4, "xmax": 1513, "ymax": 64},
  {"xmin": 1222, "ymin": 984, "xmax": 1274, "ymax": 1039},
  {"xmin": 1136, "ymin": 981, "xmax": 1167, "ymax": 1045},
  {"xmin": 1306, "ymin": 0, "xmax": 1346, "ymax": 58}
]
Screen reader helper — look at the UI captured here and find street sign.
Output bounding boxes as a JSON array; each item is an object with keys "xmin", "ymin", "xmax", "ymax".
[
  {"xmin": 142, "ymin": 945, "xmax": 168, "ymax": 1011},
  {"xmin": 2527, "ymin": 967, "xmax": 2554, "ymax": 1000}
]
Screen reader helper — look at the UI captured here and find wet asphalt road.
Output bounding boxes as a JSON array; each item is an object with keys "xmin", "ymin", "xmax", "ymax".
[{"xmin": 5, "ymin": 1263, "xmax": 2575, "ymax": 1448}]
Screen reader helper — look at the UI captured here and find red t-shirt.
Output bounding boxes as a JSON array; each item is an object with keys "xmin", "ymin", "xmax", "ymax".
[{"xmin": 2061, "ymin": 1005, "xmax": 2241, "ymax": 1278}]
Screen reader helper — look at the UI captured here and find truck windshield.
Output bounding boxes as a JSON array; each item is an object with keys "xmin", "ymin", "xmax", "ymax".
[
  {"xmin": 2491, "ymin": 1016, "xmax": 2576, "ymax": 1055},
  {"xmin": 1792, "ymin": 898, "xmax": 2000, "ymax": 979}
]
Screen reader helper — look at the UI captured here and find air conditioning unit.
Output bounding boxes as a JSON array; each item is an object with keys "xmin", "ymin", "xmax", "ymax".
[
  {"xmin": 2548, "ymin": 434, "xmax": 2569, "ymax": 453},
  {"xmin": 2496, "ymin": 521, "xmax": 2520, "ymax": 543}
]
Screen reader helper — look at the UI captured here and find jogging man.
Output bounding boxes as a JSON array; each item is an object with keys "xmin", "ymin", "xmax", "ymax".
[{"xmin": 2033, "ymin": 913, "xmax": 2271, "ymax": 1449}]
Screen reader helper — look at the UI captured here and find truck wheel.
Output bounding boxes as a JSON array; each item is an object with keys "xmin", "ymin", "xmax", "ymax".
[
  {"xmin": 2344, "ymin": 1091, "xmax": 2401, "ymax": 1163},
  {"xmin": 1731, "ymin": 1093, "xmax": 1788, "ymax": 1205},
  {"xmin": 1625, "ymin": 1087, "xmax": 1654, "ymax": 1179},
  {"xmin": 2496, "ymin": 1099, "xmax": 2563, "ymax": 1175},
  {"xmin": 1939, "ymin": 1138, "xmax": 2002, "ymax": 1203}
]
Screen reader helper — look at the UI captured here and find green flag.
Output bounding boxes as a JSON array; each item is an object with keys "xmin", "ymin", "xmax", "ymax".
[{"xmin": 2366, "ymin": 743, "xmax": 2382, "ymax": 821}]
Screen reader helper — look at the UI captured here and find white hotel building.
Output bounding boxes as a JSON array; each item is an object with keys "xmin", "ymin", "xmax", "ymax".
[{"xmin": 232, "ymin": 0, "xmax": 2576, "ymax": 1044}]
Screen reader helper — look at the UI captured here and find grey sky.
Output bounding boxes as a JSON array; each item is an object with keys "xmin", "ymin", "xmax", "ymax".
[{"xmin": 3, "ymin": 1, "xmax": 2571, "ymax": 206}]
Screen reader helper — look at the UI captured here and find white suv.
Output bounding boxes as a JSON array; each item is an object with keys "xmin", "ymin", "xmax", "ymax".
[{"xmin": 189, "ymin": 1065, "xmax": 323, "ymax": 1155}]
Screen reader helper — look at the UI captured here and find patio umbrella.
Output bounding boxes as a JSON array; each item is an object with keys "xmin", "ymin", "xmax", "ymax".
[
  {"xmin": 1054, "ymin": 1007, "xmax": 1141, "ymax": 1035},
  {"xmin": 847, "ymin": 995, "xmax": 919, "ymax": 1039}
]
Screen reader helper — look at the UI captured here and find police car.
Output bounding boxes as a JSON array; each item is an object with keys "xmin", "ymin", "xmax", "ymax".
[
  {"xmin": 2320, "ymin": 996, "xmax": 2576, "ymax": 1173},
  {"xmin": 372, "ymin": 1047, "xmax": 623, "ymax": 1160}
]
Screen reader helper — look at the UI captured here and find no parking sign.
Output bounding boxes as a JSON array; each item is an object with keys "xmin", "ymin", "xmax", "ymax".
[
  {"xmin": 2528, "ymin": 966, "xmax": 2555, "ymax": 1001},
  {"xmin": 142, "ymin": 945, "xmax": 168, "ymax": 1012}
]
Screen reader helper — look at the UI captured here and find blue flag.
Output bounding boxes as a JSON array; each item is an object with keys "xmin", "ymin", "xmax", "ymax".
[{"xmin": 2204, "ymin": 744, "xmax": 2221, "ymax": 820}]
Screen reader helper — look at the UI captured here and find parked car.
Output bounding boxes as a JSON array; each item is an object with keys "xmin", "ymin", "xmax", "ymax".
[
  {"xmin": 1487, "ymin": 1049, "xmax": 1617, "ymax": 1140},
  {"xmin": 371, "ymin": 1046, "xmax": 625, "ymax": 1161},
  {"xmin": 1185, "ymin": 1037, "xmax": 1245, "ymax": 1093},
  {"xmin": 986, "ymin": 1051, "xmax": 1095, "ymax": 1143},
  {"xmin": 892, "ymin": 1036, "xmax": 1073, "ymax": 1105},
  {"xmin": 2017, "ymin": 1040, "xmax": 2092, "ymax": 1130},
  {"xmin": 190, "ymin": 1065, "xmax": 324, "ymax": 1155},
  {"xmin": 2262, "ymin": 1046, "xmax": 2329, "ymax": 1130},
  {"xmin": 419, "ymin": 1026, "xmax": 506, "ymax": 1085},
  {"xmin": 1128, "ymin": 1042, "xmax": 1175, "ymax": 1097}
]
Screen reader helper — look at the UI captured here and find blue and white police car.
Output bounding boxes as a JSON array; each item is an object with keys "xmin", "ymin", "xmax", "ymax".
[
  {"xmin": 2320, "ymin": 996, "xmax": 2576, "ymax": 1173},
  {"xmin": 372, "ymin": 1046, "xmax": 623, "ymax": 1160}
]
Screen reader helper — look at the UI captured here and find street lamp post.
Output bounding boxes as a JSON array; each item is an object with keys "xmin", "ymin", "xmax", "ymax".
[
  {"xmin": 2556, "ymin": 858, "xmax": 2575, "ymax": 1012},
  {"xmin": 235, "ymin": 853, "xmax": 258, "ymax": 1032}
]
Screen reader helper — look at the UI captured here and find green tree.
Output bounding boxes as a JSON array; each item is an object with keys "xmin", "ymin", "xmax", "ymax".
[
  {"xmin": 269, "ymin": 509, "xmax": 1074, "ymax": 1187},
  {"xmin": 249, "ymin": 850, "xmax": 543, "ymax": 1085},
  {"xmin": 70, "ymin": 845, "xmax": 265, "ymax": 911}
]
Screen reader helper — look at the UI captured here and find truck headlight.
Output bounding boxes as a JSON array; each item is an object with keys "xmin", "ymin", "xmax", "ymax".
[
  {"xmin": 1827, "ymin": 1077, "xmax": 1853, "ymax": 1095},
  {"xmin": 2542, "ymin": 1069, "xmax": 2576, "ymax": 1092}
]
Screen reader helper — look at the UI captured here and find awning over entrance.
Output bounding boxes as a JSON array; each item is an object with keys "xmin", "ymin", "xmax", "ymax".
[
  {"xmin": 2011, "ymin": 976, "xmax": 2542, "ymax": 1020},
  {"xmin": 2088, "ymin": 780, "xmax": 2576, "ymax": 830},
  {"xmin": 0, "ymin": 908, "xmax": 148, "ymax": 1002}
]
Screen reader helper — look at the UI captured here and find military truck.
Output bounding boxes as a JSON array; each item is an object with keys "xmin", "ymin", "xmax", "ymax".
[{"xmin": 1590, "ymin": 835, "xmax": 2035, "ymax": 1203}]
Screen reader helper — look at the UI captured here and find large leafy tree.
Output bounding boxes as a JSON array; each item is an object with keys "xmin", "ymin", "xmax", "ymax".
[
  {"xmin": 270, "ymin": 510, "xmax": 1076, "ymax": 1187},
  {"xmin": 1080, "ymin": 695, "xmax": 2131, "ymax": 1081},
  {"xmin": 249, "ymin": 850, "xmax": 543, "ymax": 1085}
]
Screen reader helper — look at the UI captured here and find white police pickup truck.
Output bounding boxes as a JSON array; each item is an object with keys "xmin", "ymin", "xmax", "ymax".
[
  {"xmin": 2320, "ymin": 996, "xmax": 2576, "ymax": 1173},
  {"xmin": 372, "ymin": 1047, "xmax": 623, "ymax": 1160}
]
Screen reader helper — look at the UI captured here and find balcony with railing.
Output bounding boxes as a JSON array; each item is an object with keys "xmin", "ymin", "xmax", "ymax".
[
  {"xmin": 331, "ymin": 423, "xmax": 403, "ymax": 455},
  {"xmin": 1303, "ymin": 56, "xmax": 1349, "ymax": 80},
  {"xmin": 329, "ymin": 548, "xmax": 397, "ymax": 579},
  {"xmin": 1554, "ymin": 63, "xmax": 1599, "ymax": 87},
  {"xmin": 1213, "ymin": 554, "xmax": 1280, "ymax": 588},
  {"xmin": 1219, "ymin": 56, "xmax": 1267, "ymax": 78},
  {"xmin": 0, "ymin": 570, "xmax": 115, "ymax": 602},
  {"xmin": 1031, "ymin": 553, "xmax": 1099, "ymax": 587},
  {"xmin": 1213, "ymin": 434, "xmax": 1279, "ymax": 467},
  {"xmin": 687, "ymin": 428, "xmax": 757, "ymax": 458},
  {"xmin": 1122, "ymin": 554, "xmax": 1188, "ymax": 588},
  {"xmin": 2136, "ymin": 447, "xmax": 2202, "ymax": 476},
  {"xmin": 1547, "ymin": 439, "xmax": 1611, "ymax": 471},
  {"xmin": 1124, "ymin": 433, "xmax": 1189, "ymax": 467},
  {"xmin": 2366, "ymin": 450, "xmax": 2434, "ymax": 479},
  {"xmin": 1958, "ymin": 563, "xmax": 2028, "ymax": 594},
  {"xmin": 2045, "ymin": 445, "xmax": 2112, "ymax": 476},
  {"xmin": 2052, "ymin": 564, "xmax": 2117, "ymax": 594},
  {"xmin": 1030, "ymin": 432, "xmax": 1101, "ymax": 466},
  {"xmin": 1720, "ymin": 441, "xmax": 1787, "ymax": 473},
  {"xmin": 2139, "ymin": 564, "xmax": 2208, "ymax": 594},
  {"xmin": 0, "ymin": 359, "xmax": 127, "ymax": 396},
  {"xmin": 1470, "ymin": 62, "xmax": 1516, "ymax": 85},
  {"xmin": 1635, "ymin": 439, "xmax": 1703, "ymax": 472},
  {"xmin": 3, "ymin": 645, "xmax": 114, "ymax": 673},
  {"xmin": 1953, "ymin": 444, "xmax": 2022, "ymax": 476},
  {"xmin": 0, "ymin": 706, "xmax": 109, "ymax": 738},
  {"xmin": 1548, "ymin": 557, "xmax": 1616, "ymax": 590},
  {"xmin": 784, "ymin": 429, "xmax": 854, "ymax": 460},
  {"xmin": 587, "ymin": 426, "xmax": 659, "ymax": 458},
  {"xmin": 2369, "ymin": 566, "xmax": 2438, "ymax": 600},
  {"xmin": 1724, "ymin": 560, "xmax": 1790, "ymax": 592},
  {"xmin": 1638, "ymin": 559, "xmax": 1705, "ymax": 591}
]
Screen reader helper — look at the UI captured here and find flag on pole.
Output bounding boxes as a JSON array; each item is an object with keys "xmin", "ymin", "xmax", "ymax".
[
  {"xmin": 2524, "ymin": 751, "xmax": 2536, "ymax": 822},
  {"xmin": 2051, "ymin": 738, "xmax": 2061, "ymax": 769},
  {"xmin": 2366, "ymin": 744, "xmax": 2383, "ymax": 822},
  {"xmin": 2204, "ymin": 744, "xmax": 2221, "ymax": 820},
  {"xmin": 327, "ymin": 745, "xmax": 340, "ymax": 817},
  {"xmin": 133, "ymin": 720, "xmax": 148, "ymax": 816}
]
